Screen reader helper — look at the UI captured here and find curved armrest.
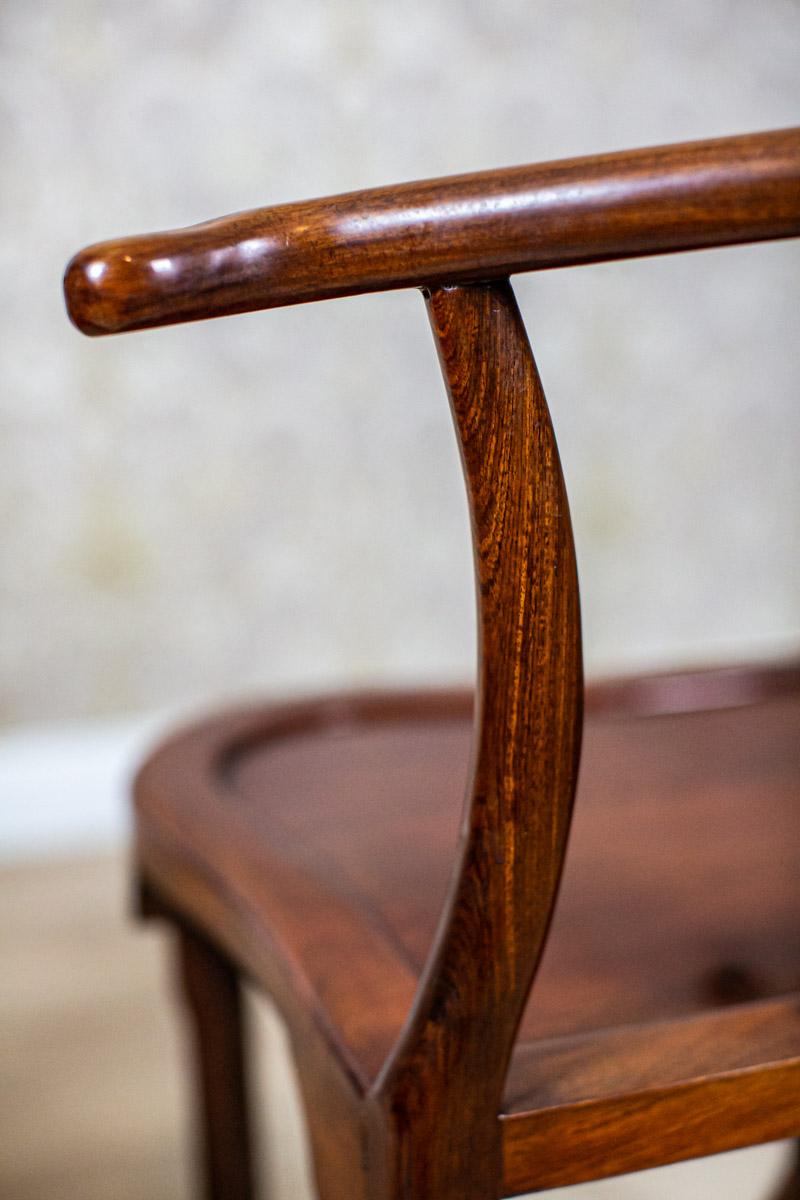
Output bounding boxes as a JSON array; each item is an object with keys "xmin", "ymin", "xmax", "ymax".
[{"xmin": 64, "ymin": 127, "xmax": 800, "ymax": 336}]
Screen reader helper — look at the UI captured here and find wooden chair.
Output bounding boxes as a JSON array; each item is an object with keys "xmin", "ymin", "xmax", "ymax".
[{"xmin": 64, "ymin": 128, "xmax": 800, "ymax": 1199}]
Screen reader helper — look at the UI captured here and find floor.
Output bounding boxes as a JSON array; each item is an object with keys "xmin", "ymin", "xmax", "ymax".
[{"xmin": 1, "ymin": 851, "xmax": 792, "ymax": 1199}]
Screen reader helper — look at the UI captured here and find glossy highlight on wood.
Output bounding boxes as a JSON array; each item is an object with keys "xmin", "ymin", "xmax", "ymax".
[
  {"xmin": 64, "ymin": 127, "xmax": 800, "ymax": 335},
  {"xmin": 134, "ymin": 665, "xmax": 800, "ymax": 1196},
  {"xmin": 372, "ymin": 281, "xmax": 583, "ymax": 1197},
  {"xmin": 65, "ymin": 126, "xmax": 800, "ymax": 1198}
]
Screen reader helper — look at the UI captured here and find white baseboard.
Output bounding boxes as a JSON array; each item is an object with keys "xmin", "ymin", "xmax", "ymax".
[{"xmin": 0, "ymin": 714, "xmax": 168, "ymax": 860}]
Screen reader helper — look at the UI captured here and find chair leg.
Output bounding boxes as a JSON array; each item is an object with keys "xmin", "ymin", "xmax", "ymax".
[
  {"xmin": 176, "ymin": 920, "xmax": 258, "ymax": 1200},
  {"xmin": 772, "ymin": 1143, "xmax": 800, "ymax": 1200}
]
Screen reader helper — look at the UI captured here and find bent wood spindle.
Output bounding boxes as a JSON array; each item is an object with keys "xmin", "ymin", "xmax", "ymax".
[
  {"xmin": 366, "ymin": 280, "xmax": 583, "ymax": 1199},
  {"xmin": 64, "ymin": 127, "xmax": 800, "ymax": 335}
]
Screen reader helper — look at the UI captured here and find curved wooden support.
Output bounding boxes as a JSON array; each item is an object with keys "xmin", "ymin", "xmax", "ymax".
[
  {"xmin": 64, "ymin": 128, "xmax": 800, "ymax": 335},
  {"xmin": 371, "ymin": 281, "xmax": 583, "ymax": 1198}
]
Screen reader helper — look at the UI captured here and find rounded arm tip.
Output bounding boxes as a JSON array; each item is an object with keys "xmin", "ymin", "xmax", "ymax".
[{"xmin": 64, "ymin": 127, "xmax": 800, "ymax": 337}]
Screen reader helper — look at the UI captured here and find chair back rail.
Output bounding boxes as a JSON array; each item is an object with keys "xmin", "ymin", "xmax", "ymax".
[{"xmin": 64, "ymin": 127, "xmax": 800, "ymax": 335}]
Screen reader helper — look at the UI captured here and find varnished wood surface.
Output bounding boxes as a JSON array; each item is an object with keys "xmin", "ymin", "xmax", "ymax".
[
  {"xmin": 72, "ymin": 128, "xmax": 800, "ymax": 1193},
  {"xmin": 371, "ymin": 281, "xmax": 583, "ymax": 1197},
  {"xmin": 135, "ymin": 662, "xmax": 800, "ymax": 1190},
  {"xmin": 177, "ymin": 921, "xmax": 257, "ymax": 1200},
  {"xmin": 502, "ymin": 999, "xmax": 800, "ymax": 1192},
  {"xmin": 64, "ymin": 128, "xmax": 800, "ymax": 335},
  {"xmin": 503, "ymin": 1055, "xmax": 800, "ymax": 1194},
  {"xmin": 4, "ymin": 852, "xmax": 794, "ymax": 1199}
]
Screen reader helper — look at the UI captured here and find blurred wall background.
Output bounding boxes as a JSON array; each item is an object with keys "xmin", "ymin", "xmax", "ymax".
[
  {"xmin": 1, "ymin": 6, "xmax": 798, "ymax": 1196},
  {"xmin": 2, "ymin": 0, "xmax": 799, "ymax": 729}
]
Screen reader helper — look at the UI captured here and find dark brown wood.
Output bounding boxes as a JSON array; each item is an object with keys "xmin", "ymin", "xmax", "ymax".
[
  {"xmin": 135, "ymin": 664, "xmax": 800, "ymax": 1192},
  {"xmin": 502, "ymin": 999, "xmax": 800, "ymax": 1192},
  {"xmin": 71, "ymin": 128, "xmax": 800, "ymax": 1196},
  {"xmin": 585, "ymin": 657, "xmax": 800, "ymax": 716},
  {"xmin": 367, "ymin": 280, "xmax": 583, "ymax": 1197},
  {"xmin": 138, "ymin": 835, "xmax": 375, "ymax": 1198},
  {"xmin": 136, "ymin": 666, "xmax": 800, "ymax": 1078},
  {"xmin": 64, "ymin": 127, "xmax": 800, "ymax": 335},
  {"xmin": 176, "ymin": 920, "xmax": 257, "ymax": 1200}
]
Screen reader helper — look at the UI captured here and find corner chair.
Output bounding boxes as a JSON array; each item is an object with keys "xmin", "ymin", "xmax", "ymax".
[{"xmin": 65, "ymin": 127, "xmax": 800, "ymax": 1199}]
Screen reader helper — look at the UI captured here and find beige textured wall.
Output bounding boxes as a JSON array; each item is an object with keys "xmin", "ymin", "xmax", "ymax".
[{"xmin": 2, "ymin": 0, "xmax": 798, "ymax": 724}]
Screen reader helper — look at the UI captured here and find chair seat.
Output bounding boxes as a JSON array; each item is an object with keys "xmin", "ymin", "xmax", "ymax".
[{"xmin": 135, "ymin": 661, "xmax": 800, "ymax": 1192}]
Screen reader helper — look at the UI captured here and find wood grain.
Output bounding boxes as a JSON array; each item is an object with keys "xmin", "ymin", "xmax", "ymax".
[
  {"xmin": 502, "ymin": 999, "xmax": 800, "ymax": 1191},
  {"xmin": 64, "ymin": 128, "xmax": 800, "ymax": 334},
  {"xmin": 136, "ymin": 668, "xmax": 800, "ymax": 1086},
  {"xmin": 502, "ymin": 1059, "xmax": 800, "ymax": 1194},
  {"xmin": 91, "ymin": 126, "xmax": 800, "ymax": 1196},
  {"xmin": 368, "ymin": 280, "xmax": 583, "ymax": 1197},
  {"xmin": 135, "ymin": 667, "xmax": 800, "ymax": 1193}
]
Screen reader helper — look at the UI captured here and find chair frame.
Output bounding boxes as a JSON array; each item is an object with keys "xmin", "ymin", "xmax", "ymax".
[{"xmin": 66, "ymin": 128, "xmax": 800, "ymax": 1199}]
